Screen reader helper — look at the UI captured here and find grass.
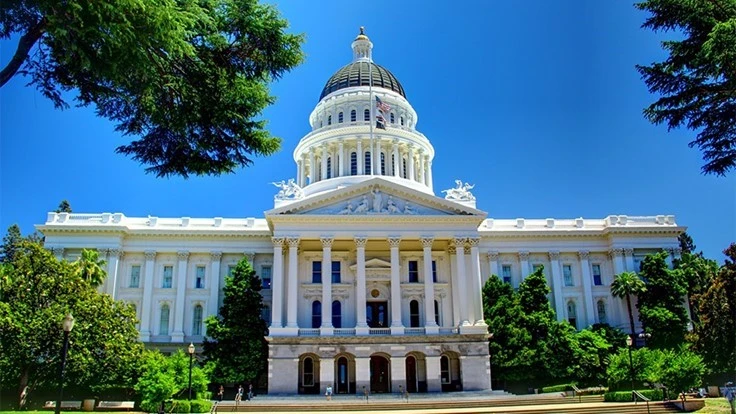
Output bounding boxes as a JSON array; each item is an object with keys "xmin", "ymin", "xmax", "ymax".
[{"xmin": 696, "ymin": 398, "xmax": 734, "ymax": 413}]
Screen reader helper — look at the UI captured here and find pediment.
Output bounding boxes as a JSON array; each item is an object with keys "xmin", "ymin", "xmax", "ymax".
[
  {"xmin": 349, "ymin": 258, "xmax": 392, "ymax": 271},
  {"xmin": 265, "ymin": 177, "xmax": 486, "ymax": 218}
]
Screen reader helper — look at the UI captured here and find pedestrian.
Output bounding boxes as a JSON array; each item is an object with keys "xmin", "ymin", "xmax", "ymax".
[
  {"xmin": 217, "ymin": 385, "xmax": 224, "ymax": 402},
  {"xmin": 248, "ymin": 383, "xmax": 254, "ymax": 400},
  {"xmin": 363, "ymin": 386, "xmax": 369, "ymax": 402},
  {"xmin": 325, "ymin": 384, "xmax": 333, "ymax": 401},
  {"xmin": 235, "ymin": 385, "xmax": 243, "ymax": 404}
]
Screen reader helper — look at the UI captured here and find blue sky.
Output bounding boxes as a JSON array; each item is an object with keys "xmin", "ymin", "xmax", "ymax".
[{"xmin": 1, "ymin": 1, "xmax": 734, "ymax": 261}]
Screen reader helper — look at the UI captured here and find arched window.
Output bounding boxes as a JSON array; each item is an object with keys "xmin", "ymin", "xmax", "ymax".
[
  {"xmin": 597, "ymin": 300, "xmax": 607, "ymax": 324},
  {"xmin": 567, "ymin": 301, "xmax": 577, "ymax": 329},
  {"xmin": 303, "ymin": 357, "xmax": 315, "ymax": 386},
  {"xmin": 390, "ymin": 113, "xmax": 395, "ymax": 124},
  {"xmin": 440, "ymin": 355, "xmax": 450, "ymax": 384},
  {"xmin": 332, "ymin": 301, "xmax": 342, "ymax": 328},
  {"xmin": 350, "ymin": 109, "xmax": 356, "ymax": 122},
  {"xmin": 410, "ymin": 300, "xmax": 420, "ymax": 327},
  {"xmin": 391, "ymin": 154, "xmax": 396, "ymax": 176},
  {"xmin": 327, "ymin": 115, "xmax": 332, "ymax": 125},
  {"xmin": 312, "ymin": 301, "xmax": 322, "ymax": 328},
  {"xmin": 402, "ymin": 157, "xmax": 407, "ymax": 178},
  {"xmin": 350, "ymin": 152, "xmax": 357, "ymax": 175},
  {"xmin": 326, "ymin": 157, "xmax": 332, "ymax": 179},
  {"xmin": 364, "ymin": 152, "xmax": 371, "ymax": 174},
  {"xmin": 159, "ymin": 304, "xmax": 170, "ymax": 335},
  {"xmin": 400, "ymin": 116, "xmax": 405, "ymax": 126},
  {"xmin": 434, "ymin": 300, "xmax": 440, "ymax": 325},
  {"xmin": 364, "ymin": 109, "xmax": 370, "ymax": 121},
  {"xmin": 338, "ymin": 112, "xmax": 343, "ymax": 123},
  {"xmin": 192, "ymin": 304, "xmax": 203, "ymax": 335},
  {"xmin": 380, "ymin": 153, "xmax": 386, "ymax": 175}
]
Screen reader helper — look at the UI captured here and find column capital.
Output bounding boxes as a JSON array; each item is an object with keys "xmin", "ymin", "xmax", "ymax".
[
  {"xmin": 210, "ymin": 251, "xmax": 222, "ymax": 261},
  {"xmin": 464, "ymin": 246, "xmax": 471, "ymax": 255},
  {"xmin": 487, "ymin": 251, "xmax": 499, "ymax": 261},
  {"xmin": 447, "ymin": 245, "xmax": 457, "ymax": 255},
  {"xmin": 320, "ymin": 237, "xmax": 334, "ymax": 248},
  {"xmin": 623, "ymin": 247, "xmax": 634, "ymax": 256},
  {"xmin": 144, "ymin": 250, "xmax": 157, "ymax": 260},
  {"xmin": 177, "ymin": 251, "xmax": 190, "ymax": 260},
  {"xmin": 244, "ymin": 251, "xmax": 256, "ymax": 263},
  {"xmin": 578, "ymin": 250, "xmax": 590, "ymax": 260},
  {"xmin": 388, "ymin": 237, "xmax": 401, "ymax": 249},
  {"xmin": 467, "ymin": 237, "xmax": 480, "ymax": 247},
  {"xmin": 286, "ymin": 237, "xmax": 300, "ymax": 248},
  {"xmin": 609, "ymin": 248, "xmax": 624, "ymax": 258},
  {"xmin": 109, "ymin": 248, "xmax": 122, "ymax": 258},
  {"xmin": 452, "ymin": 237, "xmax": 466, "ymax": 248},
  {"xmin": 272, "ymin": 237, "xmax": 285, "ymax": 247},
  {"xmin": 420, "ymin": 237, "xmax": 434, "ymax": 249},
  {"xmin": 548, "ymin": 251, "xmax": 560, "ymax": 261},
  {"xmin": 354, "ymin": 237, "xmax": 367, "ymax": 248},
  {"xmin": 518, "ymin": 251, "xmax": 529, "ymax": 261}
]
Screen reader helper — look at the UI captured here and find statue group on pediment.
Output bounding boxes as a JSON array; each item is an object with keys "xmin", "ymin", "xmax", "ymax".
[
  {"xmin": 272, "ymin": 178, "xmax": 305, "ymax": 201},
  {"xmin": 338, "ymin": 188, "xmax": 415, "ymax": 215},
  {"xmin": 442, "ymin": 179, "xmax": 476, "ymax": 201}
]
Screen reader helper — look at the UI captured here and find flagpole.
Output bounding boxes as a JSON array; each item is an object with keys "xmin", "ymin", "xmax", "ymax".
[{"xmin": 368, "ymin": 55, "xmax": 374, "ymax": 176}]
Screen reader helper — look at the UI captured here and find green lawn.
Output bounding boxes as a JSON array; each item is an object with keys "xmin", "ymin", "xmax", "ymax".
[{"xmin": 696, "ymin": 398, "xmax": 734, "ymax": 413}]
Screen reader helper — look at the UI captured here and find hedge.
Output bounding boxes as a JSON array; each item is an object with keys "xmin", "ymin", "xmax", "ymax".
[
  {"xmin": 170, "ymin": 400, "xmax": 190, "ymax": 413},
  {"xmin": 541, "ymin": 384, "xmax": 571, "ymax": 393},
  {"xmin": 189, "ymin": 400, "xmax": 213, "ymax": 413},
  {"xmin": 604, "ymin": 389, "xmax": 664, "ymax": 402}
]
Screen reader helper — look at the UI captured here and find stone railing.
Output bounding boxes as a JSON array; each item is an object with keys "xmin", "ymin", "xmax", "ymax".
[{"xmin": 404, "ymin": 327, "xmax": 425, "ymax": 335}]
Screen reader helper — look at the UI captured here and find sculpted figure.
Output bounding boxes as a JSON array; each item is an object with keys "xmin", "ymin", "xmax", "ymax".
[
  {"xmin": 442, "ymin": 179, "xmax": 476, "ymax": 201},
  {"xmin": 272, "ymin": 178, "xmax": 304, "ymax": 200},
  {"xmin": 386, "ymin": 196, "xmax": 400, "ymax": 214},
  {"xmin": 372, "ymin": 188, "xmax": 383, "ymax": 212},
  {"xmin": 404, "ymin": 202, "xmax": 415, "ymax": 215},
  {"xmin": 339, "ymin": 202, "xmax": 354, "ymax": 215},
  {"xmin": 354, "ymin": 196, "xmax": 370, "ymax": 213}
]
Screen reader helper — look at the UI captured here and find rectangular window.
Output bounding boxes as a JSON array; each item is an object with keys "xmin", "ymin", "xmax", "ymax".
[
  {"xmin": 408, "ymin": 260, "xmax": 419, "ymax": 283},
  {"xmin": 563, "ymin": 265, "xmax": 573, "ymax": 286},
  {"xmin": 312, "ymin": 261, "xmax": 322, "ymax": 283},
  {"xmin": 364, "ymin": 152, "xmax": 371, "ymax": 174},
  {"xmin": 592, "ymin": 264, "xmax": 602, "ymax": 286},
  {"xmin": 162, "ymin": 265, "xmax": 173, "ymax": 288},
  {"xmin": 195, "ymin": 266, "xmax": 205, "ymax": 289},
  {"xmin": 331, "ymin": 261, "xmax": 341, "ymax": 283},
  {"xmin": 432, "ymin": 260, "xmax": 437, "ymax": 283},
  {"xmin": 130, "ymin": 265, "xmax": 141, "ymax": 288},
  {"xmin": 261, "ymin": 265, "xmax": 272, "ymax": 289},
  {"xmin": 227, "ymin": 265, "xmax": 235, "ymax": 276},
  {"xmin": 501, "ymin": 265, "xmax": 512, "ymax": 284}
]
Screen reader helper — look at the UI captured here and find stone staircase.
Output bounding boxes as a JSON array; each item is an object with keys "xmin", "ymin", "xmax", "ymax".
[{"xmin": 213, "ymin": 392, "xmax": 686, "ymax": 413}]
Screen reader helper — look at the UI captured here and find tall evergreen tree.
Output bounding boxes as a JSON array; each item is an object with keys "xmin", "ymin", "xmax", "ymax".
[
  {"xmin": 0, "ymin": 224, "xmax": 23, "ymax": 263},
  {"xmin": 678, "ymin": 232, "xmax": 696, "ymax": 255},
  {"xmin": 637, "ymin": 251, "xmax": 688, "ymax": 349},
  {"xmin": 55, "ymin": 200, "xmax": 72, "ymax": 213},
  {"xmin": 203, "ymin": 257, "xmax": 268, "ymax": 385}
]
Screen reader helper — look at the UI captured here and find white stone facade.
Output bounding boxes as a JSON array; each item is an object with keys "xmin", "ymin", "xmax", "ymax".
[{"xmin": 37, "ymin": 30, "xmax": 684, "ymax": 395}]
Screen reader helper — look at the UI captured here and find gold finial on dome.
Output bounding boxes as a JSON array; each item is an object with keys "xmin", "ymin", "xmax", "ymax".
[{"xmin": 355, "ymin": 26, "xmax": 369, "ymax": 40}]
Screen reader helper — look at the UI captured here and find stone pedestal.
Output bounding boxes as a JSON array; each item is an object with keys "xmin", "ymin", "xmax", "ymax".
[
  {"xmin": 355, "ymin": 357, "xmax": 370, "ymax": 395},
  {"xmin": 425, "ymin": 356, "xmax": 442, "ymax": 392},
  {"xmin": 460, "ymin": 355, "xmax": 491, "ymax": 391},
  {"xmin": 268, "ymin": 357, "xmax": 298, "ymax": 394}
]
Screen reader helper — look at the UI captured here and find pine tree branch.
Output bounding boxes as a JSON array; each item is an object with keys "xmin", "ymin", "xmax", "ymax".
[{"xmin": 0, "ymin": 18, "xmax": 47, "ymax": 87}]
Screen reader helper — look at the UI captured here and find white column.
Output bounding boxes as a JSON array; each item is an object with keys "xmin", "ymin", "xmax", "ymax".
[
  {"xmin": 449, "ymin": 246, "xmax": 460, "ymax": 326},
  {"xmin": 321, "ymin": 145, "xmax": 328, "ymax": 180},
  {"xmin": 389, "ymin": 237, "xmax": 404, "ymax": 334},
  {"xmin": 407, "ymin": 145, "xmax": 415, "ymax": 181},
  {"xmin": 579, "ymin": 251, "xmax": 596, "ymax": 328},
  {"xmin": 140, "ymin": 250, "xmax": 156, "ymax": 342},
  {"xmin": 519, "ymin": 251, "xmax": 530, "ymax": 280},
  {"xmin": 107, "ymin": 249, "xmax": 122, "ymax": 299},
  {"xmin": 357, "ymin": 139, "xmax": 363, "ymax": 175},
  {"xmin": 423, "ymin": 156, "xmax": 430, "ymax": 186},
  {"xmin": 321, "ymin": 237, "xmax": 334, "ymax": 335},
  {"xmin": 427, "ymin": 160, "xmax": 433, "ymax": 189},
  {"xmin": 270, "ymin": 237, "xmax": 285, "ymax": 331},
  {"xmin": 624, "ymin": 248, "xmax": 636, "ymax": 272},
  {"xmin": 469, "ymin": 238, "xmax": 486, "ymax": 326},
  {"xmin": 422, "ymin": 237, "xmax": 438, "ymax": 334},
  {"xmin": 418, "ymin": 150, "xmax": 425, "ymax": 185},
  {"xmin": 309, "ymin": 148, "xmax": 315, "ymax": 184},
  {"xmin": 610, "ymin": 248, "xmax": 627, "ymax": 330},
  {"xmin": 171, "ymin": 250, "xmax": 189, "ymax": 342},
  {"xmin": 296, "ymin": 159, "xmax": 302, "ymax": 186},
  {"xmin": 338, "ymin": 140, "xmax": 345, "ymax": 177},
  {"xmin": 453, "ymin": 237, "xmax": 470, "ymax": 326},
  {"xmin": 208, "ymin": 252, "xmax": 222, "ymax": 321},
  {"xmin": 549, "ymin": 251, "xmax": 565, "ymax": 322},
  {"xmin": 487, "ymin": 251, "xmax": 499, "ymax": 277},
  {"xmin": 392, "ymin": 141, "xmax": 400, "ymax": 178},
  {"xmin": 355, "ymin": 237, "xmax": 369, "ymax": 335},
  {"xmin": 286, "ymin": 238, "xmax": 300, "ymax": 332}
]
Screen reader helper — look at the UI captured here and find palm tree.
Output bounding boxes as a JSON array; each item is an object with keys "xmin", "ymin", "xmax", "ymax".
[
  {"xmin": 73, "ymin": 249, "xmax": 107, "ymax": 288},
  {"xmin": 611, "ymin": 271, "xmax": 646, "ymax": 335}
]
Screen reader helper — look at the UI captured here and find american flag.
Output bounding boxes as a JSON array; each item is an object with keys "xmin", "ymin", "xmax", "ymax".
[{"xmin": 376, "ymin": 96, "xmax": 391, "ymax": 113}]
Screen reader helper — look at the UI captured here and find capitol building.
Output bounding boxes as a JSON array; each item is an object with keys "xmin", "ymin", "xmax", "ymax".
[{"xmin": 38, "ymin": 30, "xmax": 683, "ymax": 395}]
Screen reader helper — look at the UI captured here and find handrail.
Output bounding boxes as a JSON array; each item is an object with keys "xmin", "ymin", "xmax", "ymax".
[
  {"xmin": 571, "ymin": 384, "xmax": 582, "ymax": 403},
  {"xmin": 632, "ymin": 390, "xmax": 651, "ymax": 414}
]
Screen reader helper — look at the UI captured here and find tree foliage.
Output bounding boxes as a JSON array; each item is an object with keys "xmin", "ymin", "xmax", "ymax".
[
  {"xmin": 71, "ymin": 249, "xmax": 107, "ymax": 288},
  {"xmin": 637, "ymin": 251, "xmax": 688, "ymax": 349},
  {"xmin": 636, "ymin": 0, "xmax": 736, "ymax": 176},
  {"xmin": 674, "ymin": 250, "xmax": 718, "ymax": 327},
  {"xmin": 611, "ymin": 271, "xmax": 646, "ymax": 335},
  {"xmin": 0, "ymin": 224, "xmax": 22, "ymax": 263},
  {"xmin": 1, "ymin": 0, "xmax": 304, "ymax": 177},
  {"xmin": 203, "ymin": 257, "xmax": 267, "ymax": 384},
  {"xmin": 55, "ymin": 200, "xmax": 72, "ymax": 214},
  {"xmin": 134, "ymin": 350, "xmax": 211, "ymax": 410},
  {"xmin": 661, "ymin": 348, "xmax": 706, "ymax": 402},
  {"xmin": 0, "ymin": 238, "xmax": 142, "ymax": 408}
]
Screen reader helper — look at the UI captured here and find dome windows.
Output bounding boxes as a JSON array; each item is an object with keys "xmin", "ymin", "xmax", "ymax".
[
  {"xmin": 364, "ymin": 109, "xmax": 370, "ymax": 121},
  {"xmin": 338, "ymin": 112, "xmax": 343, "ymax": 123},
  {"xmin": 350, "ymin": 110, "xmax": 356, "ymax": 122}
]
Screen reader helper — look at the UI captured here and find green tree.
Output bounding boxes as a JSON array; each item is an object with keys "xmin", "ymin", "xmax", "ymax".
[
  {"xmin": 674, "ymin": 251, "xmax": 718, "ymax": 327},
  {"xmin": 606, "ymin": 347, "xmax": 667, "ymax": 390},
  {"xmin": 678, "ymin": 232, "xmax": 696, "ymax": 255},
  {"xmin": 661, "ymin": 348, "xmax": 706, "ymax": 402},
  {"xmin": 135, "ymin": 350, "xmax": 211, "ymax": 411},
  {"xmin": 636, "ymin": 0, "xmax": 736, "ymax": 176},
  {"xmin": 71, "ymin": 249, "xmax": 107, "ymax": 288},
  {"xmin": 1, "ymin": 0, "xmax": 304, "ymax": 177},
  {"xmin": 692, "ymin": 243, "xmax": 736, "ymax": 377},
  {"xmin": 0, "ymin": 240, "xmax": 142, "ymax": 408},
  {"xmin": 203, "ymin": 257, "xmax": 267, "ymax": 384},
  {"xmin": 637, "ymin": 251, "xmax": 689, "ymax": 349},
  {"xmin": 0, "ymin": 224, "xmax": 22, "ymax": 263},
  {"xmin": 55, "ymin": 200, "xmax": 72, "ymax": 213},
  {"xmin": 611, "ymin": 271, "xmax": 646, "ymax": 335}
]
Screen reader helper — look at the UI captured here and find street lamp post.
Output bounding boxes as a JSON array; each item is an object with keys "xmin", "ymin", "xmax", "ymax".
[
  {"xmin": 56, "ymin": 314, "xmax": 75, "ymax": 414},
  {"xmin": 187, "ymin": 343, "xmax": 195, "ymax": 401},
  {"xmin": 626, "ymin": 335, "xmax": 635, "ymax": 402}
]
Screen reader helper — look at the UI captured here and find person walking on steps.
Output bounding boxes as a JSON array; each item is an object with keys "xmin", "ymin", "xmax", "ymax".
[{"xmin": 325, "ymin": 385, "xmax": 333, "ymax": 401}]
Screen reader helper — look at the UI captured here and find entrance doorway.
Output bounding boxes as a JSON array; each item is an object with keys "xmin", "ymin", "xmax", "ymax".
[
  {"xmin": 366, "ymin": 302, "xmax": 388, "ymax": 328},
  {"xmin": 406, "ymin": 356, "xmax": 417, "ymax": 393},
  {"xmin": 336, "ymin": 357, "xmax": 350, "ymax": 394},
  {"xmin": 370, "ymin": 355, "xmax": 390, "ymax": 393}
]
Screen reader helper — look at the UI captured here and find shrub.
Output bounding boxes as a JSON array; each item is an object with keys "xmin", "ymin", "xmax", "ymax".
[
  {"xmin": 170, "ymin": 400, "xmax": 190, "ymax": 413},
  {"xmin": 541, "ymin": 384, "xmax": 571, "ymax": 393},
  {"xmin": 190, "ymin": 400, "xmax": 212, "ymax": 413},
  {"xmin": 140, "ymin": 400, "xmax": 160, "ymax": 413},
  {"xmin": 604, "ymin": 389, "xmax": 664, "ymax": 402}
]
